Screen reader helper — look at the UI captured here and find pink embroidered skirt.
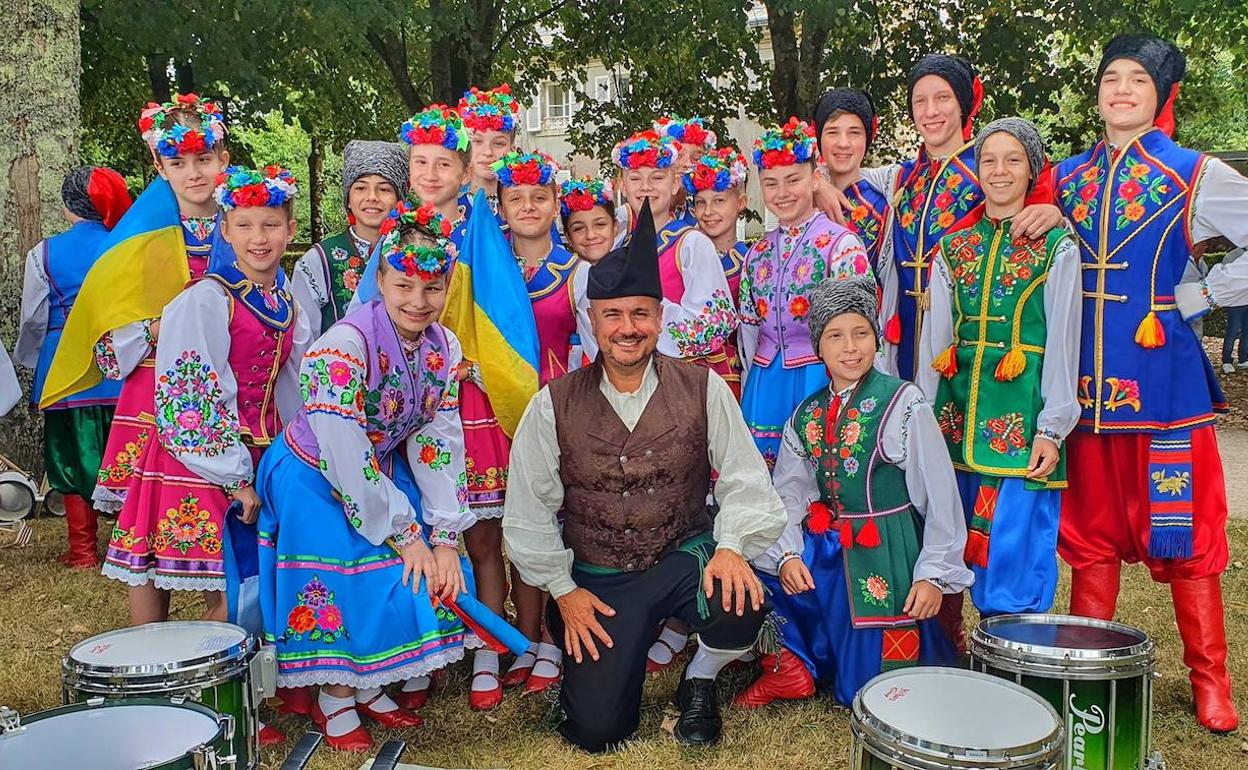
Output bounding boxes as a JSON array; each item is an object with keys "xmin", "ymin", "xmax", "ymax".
[
  {"xmin": 459, "ymin": 378, "xmax": 510, "ymax": 520},
  {"xmin": 92, "ymin": 358, "xmax": 157, "ymax": 513}
]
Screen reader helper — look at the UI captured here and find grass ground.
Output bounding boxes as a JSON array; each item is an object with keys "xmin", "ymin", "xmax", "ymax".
[{"xmin": 1, "ymin": 518, "xmax": 1245, "ymax": 770}]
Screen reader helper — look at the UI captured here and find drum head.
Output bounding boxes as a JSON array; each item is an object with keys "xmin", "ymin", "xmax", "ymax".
[
  {"xmin": 856, "ymin": 667, "xmax": 1061, "ymax": 763},
  {"xmin": 984, "ymin": 614, "xmax": 1146, "ymax": 651},
  {"xmin": 68, "ymin": 621, "xmax": 249, "ymax": 670},
  {"xmin": 0, "ymin": 702, "xmax": 219, "ymax": 769},
  {"xmin": 972, "ymin": 614, "xmax": 1154, "ymax": 678}
]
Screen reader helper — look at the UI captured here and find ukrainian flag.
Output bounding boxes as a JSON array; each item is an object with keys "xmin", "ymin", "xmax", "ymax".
[
  {"xmin": 40, "ymin": 178, "xmax": 190, "ymax": 408},
  {"xmin": 441, "ymin": 190, "xmax": 540, "ymax": 437}
]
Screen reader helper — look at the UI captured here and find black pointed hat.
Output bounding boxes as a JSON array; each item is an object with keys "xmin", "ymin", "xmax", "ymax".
[{"xmin": 587, "ymin": 199, "xmax": 662, "ymax": 301}]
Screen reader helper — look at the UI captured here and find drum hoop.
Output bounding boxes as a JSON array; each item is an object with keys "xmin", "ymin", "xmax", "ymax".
[
  {"xmin": 1, "ymin": 697, "xmax": 227, "ymax": 751},
  {"xmin": 65, "ymin": 621, "xmax": 254, "ymax": 684},
  {"xmin": 851, "ymin": 667, "xmax": 1065, "ymax": 768},
  {"xmin": 63, "ymin": 666, "xmax": 248, "ymax": 696},
  {"xmin": 971, "ymin": 614, "xmax": 1155, "ymax": 679}
]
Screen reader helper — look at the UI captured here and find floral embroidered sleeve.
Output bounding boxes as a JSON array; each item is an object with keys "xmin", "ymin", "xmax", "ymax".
[
  {"xmin": 824, "ymin": 229, "xmax": 875, "ymax": 283},
  {"xmin": 153, "ymin": 282, "xmax": 251, "ymax": 491},
  {"xmin": 751, "ymin": 419, "xmax": 817, "ymax": 576},
  {"xmin": 404, "ymin": 330, "xmax": 472, "ymax": 546},
  {"xmin": 301, "ymin": 324, "xmax": 422, "ymax": 547},
  {"xmin": 291, "ymin": 248, "xmax": 328, "ymax": 326},
  {"xmin": 735, "ymin": 239, "xmax": 768, "ymax": 380},
  {"xmin": 94, "ymin": 320, "xmax": 155, "ymax": 381},
  {"xmin": 659, "ymin": 230, "xmax": 738, "ymax": 359}
]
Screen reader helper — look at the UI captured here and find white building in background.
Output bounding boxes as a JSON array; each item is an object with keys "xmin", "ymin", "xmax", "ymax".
[{"xmin": 515, "ymin": 5, "xmax": 778, "ymax": 237}]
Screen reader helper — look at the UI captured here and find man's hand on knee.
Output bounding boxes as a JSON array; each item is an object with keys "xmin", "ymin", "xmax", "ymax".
[
  {"xmin": 556, "ymin": 587, "xmax": 616, "ymax": 663},
  {"xmin": 703, "ymin": 548, "xmax": 765, "ymax": 616}
]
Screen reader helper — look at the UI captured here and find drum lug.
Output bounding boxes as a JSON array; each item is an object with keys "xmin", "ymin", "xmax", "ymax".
[
  {"xmin": 250, "ymin": 644, "xmax": 277, "ymax": 699},
  {"xmin": 171, "ymin": 694, "xmax": 188, "ymax": 705},
  {"xmin": 220, "ymin": 712, "xmax": 236, "ymax": 743},
  {"xmin": 191, "ymin": 743, "xmax": 220, "ymax": 770},
  {"xmin": 86, "ymin": 696, "xmax": 105, "ymax": 706},
  {"xmin": 0, "ymin": 706, "xmax": 20, "ymax": 734}
]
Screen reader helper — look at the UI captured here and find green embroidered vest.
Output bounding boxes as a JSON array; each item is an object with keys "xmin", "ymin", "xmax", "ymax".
[
  {"xmin": 793, "ymin": 369, "xmax": 921, "ymax": 629},
  {"xmin": 932, "ymin": 218, "xmax": 1068, "ymax": 488},
  {"xmin": 314, "ymin": 230, "xmax": 367, "ymax": 334}
]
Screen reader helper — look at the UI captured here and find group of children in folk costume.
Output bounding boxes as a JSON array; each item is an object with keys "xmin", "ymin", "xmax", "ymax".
[{"xmin": 16, "ymin": 31, "xmax": 1248, "ymax": 751}]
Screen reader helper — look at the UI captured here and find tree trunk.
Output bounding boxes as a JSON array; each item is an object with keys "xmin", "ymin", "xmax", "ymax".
[
  {"xmin": 146, "ymin": 53, "xmax": 171, "ymax": 102},
  {"xmin": 763, "ymin": 0, "xmax": 800, "ymax": 121},
  {"xmin": 309, "ymin": 134, "xmax": 324, "ymax": 243},
  {"xmin": 0, "ymin": 0, "xmax": 82, "ymax": 473}
]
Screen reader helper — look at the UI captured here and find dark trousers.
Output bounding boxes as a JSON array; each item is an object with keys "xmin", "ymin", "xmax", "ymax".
[
  {"xmin": 547, "ymin": 547, "xmax": 768, "ymax": 753},
  {"xmin": 1222, "ymin": 306, "xmax": 1248, "ymax": 364}
]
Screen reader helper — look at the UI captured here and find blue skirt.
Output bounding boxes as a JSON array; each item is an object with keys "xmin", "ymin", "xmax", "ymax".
[
  {"xmin": 256, "ymin": 436, "xmax": 480, "ymax": 689},
  {"xmin": 741, "ymin": 358, "xmax": 828, "ymax": 471},
  {"xmin": 955, "ymin": 471, "xmax": 1059, "ymax": 616},
  {"xmin": 758, "ymin": 530, "xmax": 956, "ymax": 707}
]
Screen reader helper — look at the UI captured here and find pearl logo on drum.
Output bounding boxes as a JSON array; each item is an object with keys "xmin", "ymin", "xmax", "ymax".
[
  {"xmin": 882, "ymin": 687, "xmax": 909, "ymax": 702},
  {"xmin": 1068, "ymin": 693, "xmax": 1106, "ymax": 769}
]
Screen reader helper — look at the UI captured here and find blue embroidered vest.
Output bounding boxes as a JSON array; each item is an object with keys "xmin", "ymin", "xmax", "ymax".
[
  {"xmin": 34, "ymin": 221, "xmax": 124, "ymax": 408},
  {"xmin": 890, "ymin": 143, "xmax": 983, "ymax": 380},
  {"xmin": 1055, "ymin": 129, "xmax": 1223, "ymax": 433},
  {"xmin": 845, "ymin": 177, "xmax": 890, "ymax": 277}
]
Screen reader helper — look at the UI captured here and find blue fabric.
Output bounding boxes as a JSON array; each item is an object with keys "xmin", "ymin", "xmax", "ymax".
[
  {"xmin": 1223, "ymin": 305, "xmax": 1248, "ymax": 365},
  {"xmin": 224, "ymin": 506, "xmax": 262, "ymax": 636},
  {"xmin": 255, "ymin": 437, "xmax": 479, "ymax": 688},
  {"xmin": 955, "ymin": 471, "xmax": 1059, "ymax": 616},
  {"xmin": 741, "ymin": 358, "xmax": 828, "ymax": 470},
  {"xmin": 759, "ymin": 530, "xmax": 956, "ymax": 707},
  {"xmin": 35, "ymin": 221, "xmax": 123, "ymax": 407}
]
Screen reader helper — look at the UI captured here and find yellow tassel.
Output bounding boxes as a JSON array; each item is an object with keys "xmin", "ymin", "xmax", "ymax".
[
  {"xmin": 1134, "ymin": 311, "xmax": 1166, "ymax": 349},
  {"xmin": 932, "ymin": 344, "xmax": 958, "ymax": 378},
  {"xmin": 994, "ymin": 347, "xmax": 1027, "ymax": 382}
]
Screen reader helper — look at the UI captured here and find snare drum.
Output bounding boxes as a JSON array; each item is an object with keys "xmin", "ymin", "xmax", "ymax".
[
  {"xmin": 0, "ymin": 697, "xmax": 232, "ymax": 769},
  {"xmin": 63, "ymin": 621, "xmax": 264, "ymax": 769},
  {"xmin": 850, "ymin": 666, "xmax": 1065, "ymax": 770},
  {"xmin": 971, "ymin": 614, "xmax": 1157, "ymax": 770}
]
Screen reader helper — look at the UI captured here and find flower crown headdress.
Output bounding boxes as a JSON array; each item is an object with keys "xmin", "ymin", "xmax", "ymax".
[
  {"xmin": 653, "ymin": 116, "xmax": 718, "ymax": 151},
  {"xmin": 378, "ymin": 193, "xmax": 456, "ymax": 280},
  {"xmin": 213, "ymin": 165, "xmax": 298, "ymax": 210},
  {"xmin": 399, "ymin": 105, "xmax": 470, "ymax": 152},
  {"xmin": 753, "ymin": 117, "xmax": 818, "ymax": 169},
  {"xmin": 458, "ymin": 85, "xmax": 521, "ymax": 133},
  {"xmin": 611, "ymin": 130, "xmax": 679, "ymax": 171},
  {"xmin": 682, "ymin": 146, "xmax": 749, "ymax": 194},
  {"xmin": 559, "ymin": 177, "xmax": 614, "ymax": 218},
  {"xmin": 492, "ymin": 150, "xmax": 559, "ymax": 188},
  {"xmin": 139, "ymin": 93, "xmax": 227, "ymax": 158}
]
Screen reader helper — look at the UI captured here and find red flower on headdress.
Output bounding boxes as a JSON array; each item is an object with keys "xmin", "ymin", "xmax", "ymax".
[
  {"xmin": 234, "ymin": 184, "xmax": 269, "ymax": 207},
  {"xmin": 683, "ymin": 124, "xmax": 710, "ymax": 147},
  {"xmin": 139, "ymin": 115, "xmax": 156, "ymax": 131},
  {"xmin": 176, "ymin": 93, "xmax": 200, "ymax": 105},
  {"xmin": 631, "ymin": 148, "xmax": 658, "ymax": 169},
  {"xmin": 692, "ymin": 165, "xmax": 718, "ymax": 191},
  {"xmin": 512, "ymin": 159, "xmax": 542, "ymax": 185},
  {"xmin": 179, "ymin": 132, "xmax": 207, "ymax": 155}
]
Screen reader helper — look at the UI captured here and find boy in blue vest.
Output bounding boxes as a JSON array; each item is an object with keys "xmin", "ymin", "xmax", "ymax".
[
  {"xmin": 16, "ymin": 166, "xmax": 132, "ymax": 567},
  {"xmin": 1054, "ymin": 34, "xmax": 1248, "ymax": 733}
]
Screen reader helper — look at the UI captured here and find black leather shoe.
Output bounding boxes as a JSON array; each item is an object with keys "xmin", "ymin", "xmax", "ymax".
[{"xmin": 673, "ymin": 672, "xmax": 721, "ymax": 746}]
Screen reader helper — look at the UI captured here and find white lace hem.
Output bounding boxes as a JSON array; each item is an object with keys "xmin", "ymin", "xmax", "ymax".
[
  {"xmin": 92, "ymin": 484, "xmax": 126, "ymax": 514},
  {"xmin": 275, "ymin": 634, "xmax": 484, "ymax": 690},
  {"xmin": 100, "ymin": 563, "xmax": 225, "ymax": 592},
  {"xmin": 470, "ymin": 504, "xmax": 505, "ymax": 521}
]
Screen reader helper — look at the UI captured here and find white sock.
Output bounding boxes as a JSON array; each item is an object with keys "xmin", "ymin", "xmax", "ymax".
[
  {"xmin": 532, "ymin": 641, "xmax": 562, "ymax": 678},
  {"xmin": 318, "ymin": 690, "xmax": 361, "ymax": 737},
  {"xmin": 506, "ymin": 643, "xmax": 538, "ymax": 676},
  {"xmin": 685, "ymin": 641, "xmax": 747, "ymax": 681},
  {"xmin": 472, "ymin": 649, "xmax": 500, "ymax": 692},
  {"xmin": 355, "ymin": 686, "xmax": 398, "ymax": 713},
  {"xmin": 647, "ymin": 626, "xmax": 689, "ymax": 666},
  {"xmin": 402, "ymin": 675, "xmax": 431, "ymax": 693}
]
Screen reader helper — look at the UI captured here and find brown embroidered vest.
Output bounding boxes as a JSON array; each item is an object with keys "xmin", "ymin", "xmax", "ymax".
[{"xmin": 550, "ymin": 354, "xmax": 712, "ymax": 571}]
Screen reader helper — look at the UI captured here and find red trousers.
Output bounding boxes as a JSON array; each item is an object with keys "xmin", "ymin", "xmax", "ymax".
[{"xmin": 1058, "ymin": 426, "xmax": 1229, "ymax": 582}]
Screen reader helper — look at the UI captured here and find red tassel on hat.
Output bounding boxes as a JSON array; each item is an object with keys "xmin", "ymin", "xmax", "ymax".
[
  {"xmin": 1154, "ymin": 83, "xmax": 1181, "ymax": 138},
  {"xmin": 962, "ymin": 76, "xmax": 985, "ymax": 141},
  {"xmin": 855, "ymin": 517, "xmax": 882, "ymax": 548},
  {"xmin": 347, "ymin": 211, "xmax": 358, "ymax": 226},
  {"xmin": 87, "ymin": 168, "xmax": 133, "ymax": 230},
  {"xmin": 807, "ymin": 501, "xmax": 832, "ymax": 535}
]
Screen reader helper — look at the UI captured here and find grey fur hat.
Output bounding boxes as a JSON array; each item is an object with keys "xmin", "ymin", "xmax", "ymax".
[
  {"xmin": 342, "ymin": 140, "xmax": 409, "ymax": 205},
  {"xmin": 974, "ymin": 117, "xmax": 1046, "ymax": 192},
  {"xmin": 807, "ymin": 276, "xmax": 880, "ymax": 350}
]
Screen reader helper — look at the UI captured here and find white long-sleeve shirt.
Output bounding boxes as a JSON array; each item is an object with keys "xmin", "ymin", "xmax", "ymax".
[
  {"xmin": 15, "ymin": 244, "xmax": 49, "ymax": 370},
  {"xmin": 1167, "ymin": 158, "xmax": 1248, "ymax": 317},
  {"xmin": 754, "ymin": 381, "xmax": 974, "ymax": 593},
  {"xmin": 298, "ymin": 323, "xmax": 474, "ymax": 546},
  {"xmin": 916, "ymin": 231, "xmax": 1083, "ymax": 443},
  {"xmin": 153, "ymin": 281, "xmax": 310, "ymax": 490},
  {"xmin": 502, "ymin": 359, "xmax": 786, "ymax": 599}
]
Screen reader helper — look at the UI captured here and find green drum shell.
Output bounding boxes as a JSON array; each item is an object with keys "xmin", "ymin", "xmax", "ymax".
[
  {"xmin": 0, "ymin": 697, "xmax": 231, "ymax": 770},
  {"xmin": 970, "ymin": 614, "xmax": 1156, "ymax": 770},
  {"xmin": 850, "ymin": 667, "xmax": 1065, "ymax": 770},
  {"xmin": 61, "ymin": 622, "xmax": 258, "ymax": 770}
]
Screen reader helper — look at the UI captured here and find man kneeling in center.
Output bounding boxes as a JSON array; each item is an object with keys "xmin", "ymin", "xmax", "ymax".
[{"xmin": 503, "ymin": 201, "xmax": 787, "ymax": 752}]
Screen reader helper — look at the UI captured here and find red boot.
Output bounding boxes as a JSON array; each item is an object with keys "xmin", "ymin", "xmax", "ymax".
[
  {"xmin": 1171, "ymin": 576, "xmax": 1240, "ymax": 733},
  {"xmin": 274, "ymin": 686, "xmax": 315, "ymax": 716},
  {"xmin": 935, "ymin": 591, "xmax": 966, "ymax": 656},
  {"xmin": 732, "ymin": 651, "xmax": 815, "ymax": 709},
  {"xmin": 58, "ymin": 494, "xmax": 99, "ymax": 568},
  {"xmin": 1069, "ymin": 562, "xmax": 1121, "ymax": 620}
]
